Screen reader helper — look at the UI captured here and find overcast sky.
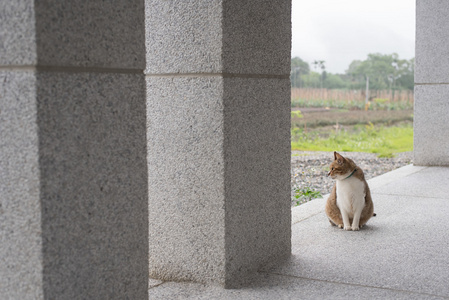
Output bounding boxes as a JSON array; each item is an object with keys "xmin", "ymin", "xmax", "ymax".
[{"xmin": 292, "ymin": 0, "xmax": 416, "ymax": 74}]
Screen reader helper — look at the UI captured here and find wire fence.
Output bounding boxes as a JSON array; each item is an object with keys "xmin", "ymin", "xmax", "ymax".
[{"xmin": 291, "ymin": 88, "xmax": 414, "ymax": 103}]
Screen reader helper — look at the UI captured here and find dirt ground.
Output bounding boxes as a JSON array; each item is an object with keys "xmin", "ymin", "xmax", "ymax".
[{"xmin": 292, "ymin": 108, "xmax": 413, "ymax": 129}]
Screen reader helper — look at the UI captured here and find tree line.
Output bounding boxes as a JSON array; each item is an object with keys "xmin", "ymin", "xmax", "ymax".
[{"xmin": 291, "ymin": 53, "xmax": 414, "ymax": 91}]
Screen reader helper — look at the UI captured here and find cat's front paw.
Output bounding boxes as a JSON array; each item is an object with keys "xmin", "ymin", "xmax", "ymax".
[
  {"xmin": 352, "ymin": 225, "xmax": 360, "ymax": 231},
  {"xmin": 343, "ymin": 226, "xmax": 352, "ymax": 231}
]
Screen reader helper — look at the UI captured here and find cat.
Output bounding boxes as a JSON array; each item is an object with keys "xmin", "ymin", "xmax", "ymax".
[{"xmin": 325, "ymin": 151, "xmax": 374, "ymax": 231}]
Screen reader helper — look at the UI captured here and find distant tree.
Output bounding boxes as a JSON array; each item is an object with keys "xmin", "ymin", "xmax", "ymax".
[
  {"xmin": 312, "ymin": 60, "xmax": 326, "ymax": 89},
  {"xmin": 301, "ymin": 72, "xmax": 321, "ymax": 88},
  {"xmin": 346, "ymin": 60, "xmax": 362, "ymax": 75},
  {"xmin": 345, "ymin": 60, "xmax": 363, "ymax": 89},
  {"xmin": 291, "ymin": 57, "xmax": 310, "ymax": 88},
  {"xmin": 312, "ymin": 60, "xmax": 325, "ymax": 71},
  {"xmin": 291, "ymin": 57, "xmax": 310, "ymax": 73},
  {"xmin": 345, "ymin": 53, "xmax": 414, "ymax": 91},
  {"xmin": 324, "ymin": 73, "xmax": 348, "ymax": 89},
  {"xmin": 395, "ymin": 58, "xmax": 414, "ymax": 91},
  {"xmin": 291, "ymin": 53, "xmax": 414, "ymax": 91},
  {"xmin": 359, "ymin": 53, "xmax": 393, "ymax": 89}
]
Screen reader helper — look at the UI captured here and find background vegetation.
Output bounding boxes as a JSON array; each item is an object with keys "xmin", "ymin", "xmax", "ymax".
[
  {"xmin": 290, "ymin": 53, "xmax": 414, "ymax": 158},
  {"xmin": 291, "ymin": 53, "xmax": 414, "ymax": 91}
]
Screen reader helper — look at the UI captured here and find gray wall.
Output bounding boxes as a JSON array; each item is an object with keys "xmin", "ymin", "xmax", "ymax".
[{"xmin": 415, "ymin": 0, "xmax": 449, "ymax": 166}]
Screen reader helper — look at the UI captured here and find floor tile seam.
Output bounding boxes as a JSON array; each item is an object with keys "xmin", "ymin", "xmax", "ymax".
[
  {"xmin": 397, "ymin": 165, "xmax": 429, "ymax": 176},
  {"xmin": 367, "ymin": 165, "xmax": 428, "ymax": 187},
  {"xmin": 145, "ymin": 72, "xmax": 290, "ymax": 79},
  {"xmin": 0, "ymin": 65, "xmax": 143, "ymax": 74},
  {"xmin": 149, "ymin": 281, "xmax": 166, "ymax": 290},
  {"xmin": 261, "ymin": 271, "xmax": 449, "ymax": 299},
  {"xmin": 372, "ymin": 192, "xmax": 447, "ymax": 199},
  {"xmin": 366, "ymin": 166, "xmax": 430, "ymax": 195},
  {"xmin": 396, "ymin": 165, "xmax": 428, "ymax": 176},
  {"xmin": 291, "ymin": 211, "xmax": 324, "ymax": 225}
]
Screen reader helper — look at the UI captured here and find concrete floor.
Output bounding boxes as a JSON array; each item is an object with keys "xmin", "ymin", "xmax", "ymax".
[{"xmin": 149, "ymin": 165, "xmax": 449, "ymax": 299}]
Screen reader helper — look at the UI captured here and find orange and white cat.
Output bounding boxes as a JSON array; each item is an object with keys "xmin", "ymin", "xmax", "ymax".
[{"xmin": 325, "ymin": 152, "xmax": 374, "ymax": 230}]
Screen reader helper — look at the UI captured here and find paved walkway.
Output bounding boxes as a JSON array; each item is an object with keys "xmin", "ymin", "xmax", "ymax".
[{"xmin": 149, "ymin": 165, "xmax": 449, "ymax": 299}]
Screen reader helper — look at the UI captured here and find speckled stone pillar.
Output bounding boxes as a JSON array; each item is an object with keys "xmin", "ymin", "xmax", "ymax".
[
  {"xmin": 1, "ymin": 1, "xmax": 148, "ymax": 299},
  {"xmin": 415, "ymin": 0, "xmax": 449, "ymax": 166},
  {"xmin": 147, "ymin": 0, "xmax": 292, "ymax": 288}
]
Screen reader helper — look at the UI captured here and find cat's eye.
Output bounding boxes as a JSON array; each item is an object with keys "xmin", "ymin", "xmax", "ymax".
[{"xmin": 331, "ymin": 167, "xmax": 334, "ymax": 170}]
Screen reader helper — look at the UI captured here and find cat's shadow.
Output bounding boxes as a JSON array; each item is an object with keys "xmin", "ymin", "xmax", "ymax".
[{"xmin": 329, "ymin": 223, "xmax": 379, "ymax": 233}]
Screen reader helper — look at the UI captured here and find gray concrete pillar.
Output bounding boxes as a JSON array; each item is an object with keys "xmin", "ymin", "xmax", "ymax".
[
  {"xmin": 415, "ymin": 0, "xmax": 449, "ymax": 166},
  {"xmin": 1, "ymin": 1, "xmax": 148, "ymax": 299},
  {"xmin": 147, "ymin": 0, "xmax": 292, "ymax": 287}
]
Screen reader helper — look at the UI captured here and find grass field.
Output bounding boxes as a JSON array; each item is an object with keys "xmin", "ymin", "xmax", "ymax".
[
  {"xmin": 291, "ymin": 122, "xmax": 413, "ymax": 157},
  {"xmin": 291, "ymin": 107, "xmax": 414, "ymax": 157}
]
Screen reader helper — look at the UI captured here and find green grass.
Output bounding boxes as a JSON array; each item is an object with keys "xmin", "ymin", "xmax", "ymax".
[
  {"xmin": 291, "ymin": 123, "xmax": 413, "ymax": 158},
  {"xmin": 293, "ymin": 187, "xmax": 323, "ymax": 206}
]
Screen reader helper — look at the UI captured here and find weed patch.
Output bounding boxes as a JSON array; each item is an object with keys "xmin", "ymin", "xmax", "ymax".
[
  {"xmin": 293, "ymin": 187, "xmax": 323, "ymax": 206},
  {"xmin": 291, "ymin": 123, "xmax": 413, "ymax": 157}
]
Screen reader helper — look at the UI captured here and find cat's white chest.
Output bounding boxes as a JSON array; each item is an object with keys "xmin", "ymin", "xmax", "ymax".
[{"xmin": 336, "ymin": 177, "xmax": 365, "ymax": 217}]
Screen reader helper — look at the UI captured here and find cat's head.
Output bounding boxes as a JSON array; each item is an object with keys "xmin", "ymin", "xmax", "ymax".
[{"xmin": 327, "ymin": 151, "xmax": 356, "ymax": 180}]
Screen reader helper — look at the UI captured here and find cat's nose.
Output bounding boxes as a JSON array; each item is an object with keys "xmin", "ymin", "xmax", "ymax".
[{"xmin": 327, "ymin": 171, "xmax": 331, "ymax": 177}]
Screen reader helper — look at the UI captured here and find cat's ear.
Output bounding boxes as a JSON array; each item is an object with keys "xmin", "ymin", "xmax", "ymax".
[{"xmin": 334, "ymin": 151, "xmax": 345, "ymax": 165}]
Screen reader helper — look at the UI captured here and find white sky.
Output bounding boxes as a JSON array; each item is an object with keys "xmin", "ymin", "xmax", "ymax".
[{"xmin": 292, "ymin": 0, "xmax": 416, "ymax": 74}]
